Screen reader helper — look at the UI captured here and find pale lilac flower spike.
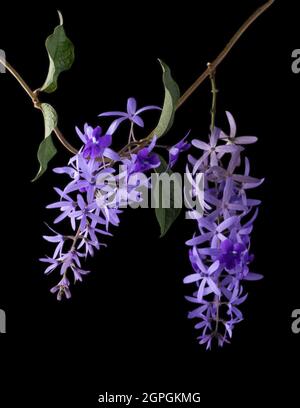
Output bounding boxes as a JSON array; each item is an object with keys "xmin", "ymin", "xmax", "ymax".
[
  {"xmin": 98, "ymin": 97, "xmax": 161, "ymax": 132},
  {"xmin": 184, "ymin": 111, "xmax": 264, "ymax": 349}
]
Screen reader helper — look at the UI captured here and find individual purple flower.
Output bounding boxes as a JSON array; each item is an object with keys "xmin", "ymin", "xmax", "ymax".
[
  {"xmin": 50, "ymin": 276, "xmax": 71, "ymax": 301},
  {"xmin": 184, "ymin": 111, "xmax": 264, "ymax": 348},
  {"xmin": 98, "ymin": 97, "xmax": 160, "ymax": 131},
  {"xmin": 76, "ymin": 124, "xmax": 119, "ymax": 160},
  {"xmin": 220, "ymin": 111, "xmax": 258, "ymax": 145},
  {"xmin": 131, "ymin": 136, "xmax": 160, "ymax": 173},
  {"xmin": 168, "ymin": 131, "xmax": 191, "ymax": 168},
  {"xmin": 64, "ymin": 155, "xmax": 116, "ymax": 203},
  {"xmin": 39, "ymin": 256, "xmax": 61, "ymax": 275},
  {"xmin": 184, "ymin": 259, "xmax": 221, "ymax": 301},
  {"xmin": 218, "ymin": 239, "xmax": 247, "ymax": 270},
  {"xmin": 47, "ymin": 188, "xmax": 78, "ymax": 229},
  {"xmin": 43, "ymin": 225, "xmax": 71, "ymax": 259},
  {"xmin": 192, "ymin": 127, "xmax": 240, "ymax": 173},
  {"xmin": 72, "ymin": 194, "xmax": 103, "ymax": 231}
]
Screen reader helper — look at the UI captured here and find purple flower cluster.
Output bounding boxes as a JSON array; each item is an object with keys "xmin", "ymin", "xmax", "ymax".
[
  {"xmin": 184, "ymin": 111, "xmax": 264, "ymax": 348},
  {"xmin": 40, "ymin": 98, "xmax": 161, "ymax": 300}
]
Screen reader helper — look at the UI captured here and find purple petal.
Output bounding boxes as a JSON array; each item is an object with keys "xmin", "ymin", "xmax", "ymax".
[
  {"xmin": 225, "ymin": 111, "xmax": 237, "ymax": 139},
  {"xmin": 223, "ymin": 177, "xmax": 234, "ymax": 204},
  {"xmin": 192, "ymin": 151, "xmax": 210, "ymax": 174},
  {"xmin": 216, "ymin": 144, "xmax": 239, "ymax": 154},
  {"xmin": 106, "ymin": 117, "xmax": 127, "ymax": 135},
  {"xmin": 234, "ymin": 136, "xmax": 258, "ymax": 145},
  {"xmin": 43, "ymin": 235, "xmax": 61, "ymax": 243},
  {"xmin": 233, "ymin": 175, "xmax": 261, "ymax": 184},
  {"xmin": 217, "ymin": 216, "xmax": 237, "ymax": 232},
  {"xmin": 132, "ymin": 115, "xmax": 144, "ymax": 127},
  {"xmin": 77, "ymin": 194, "xmax": 86, "ymax": 210},
  {"xmin": 210, "ymin": 151, "xmax": 218, "ymax": 167},
  {"xmin": 53, "ymin": 166, "xmax": 76, "ymax": 177},
  {"xmin": 147, "ymin": 135, "xmax": 157, "ymax": 152},
  {"xmin": 207, "ymin": 278, "xmax": 221, "ymax": 296},
  {"xmin": 100, "ymin": 134, "xmax": 112, "ymax": 148},
  {"xmin": 47, "ymin": 201, "xmax": 71, "ymax": 209},
  {"xmin": 103, "ymin": 148, "xmax": 120, "ymax": 161},
  {"xmin": 197, "ymin": 279, "xmax": 207, "ymax": 301},
  {"xmin": 192, "ymin": 140, "xmax": 210, "ymax": 151},
  {"xmin": 135, "ymin": 105, "xmax": 161, "ymax": 115},
  {"xmin": 54, "ymin": 211, "xmax": 70, "ymax": 224},
  {"xmin": 75, "ymin": 126, "xmax": 87, "ymax": 144},
  {"xmin": 198, "ymin": 217, "xmax": 215, "ymax": 231},
  {"xmin": 98, "ymin": 111, "xmax": 128, "ymax": 117},
  {"xmin": 220, "ymin": 239, "xmax": 233, "ymax": 252},
  {"xmin": 186, "ymin": 232, "xmax": 213, "ymax": 246},
  {"xmin": 210, "ymin": 127, "xmax": 221, "ymax": 147},
  {"xmin": 183, "ymin": 273, "xmax": 201, "ymax": 284},
  {"xmin": 244, "ymin": 273, "xmax": 263, "ymax": 281},
  {"xmin": 227, "ymin": 151, "xmax": 241, "ymax": 174},
  {"xmin": 127, "ymin": 97, "xmax": 137, "ymax": 115},
  {"xmin": 208, "ymin": 260, "xmax": 220, "ymax": 275}
]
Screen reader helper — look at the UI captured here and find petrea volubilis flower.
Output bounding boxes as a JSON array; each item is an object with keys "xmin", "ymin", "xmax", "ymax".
[
  {"xmin": 98, "ymin": 97, "xmax": 161, "ymax": 130},
  {"xmin": 168, "ymin": 131, "xmax": 191, "ymax": 168},
  {"xmin": 184, "ymin": 112, "xmax": 263, "ymax": 349},
  {"xmin": 75, "ymin": 124, "xmax": 118, "ymax": 160},
  {"xmin": 131, "ymin": 136, "xmax": 160, "ymax": 173}
]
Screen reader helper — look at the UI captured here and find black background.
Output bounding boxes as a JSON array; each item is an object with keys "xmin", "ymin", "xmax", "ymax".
[{"xmin": 0, "ymin": 0, "xmax": 299, "ymax": 406}]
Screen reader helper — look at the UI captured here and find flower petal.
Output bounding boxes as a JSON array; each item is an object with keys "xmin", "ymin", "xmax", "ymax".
[
  {"xmin": 225, "ymin": 111, "xmax": 237, "ymax": 139},
  {"xmin": 235, "ymin": 136, "xmax": 258, "ymax": 145},
  {"xmin": 183, "ymin": 273, "xmax": 201, "ymax": 284},
  {"xmin": 192, "ymin": 140, "xmax": 210, "ymax": 151},
  {"xmin": 127, "ymin": 97, "xmax": 137, "ymax": 115},
  {"xmin": 132, "ymin": 115, "xmax": 144, "ymax": 127}
]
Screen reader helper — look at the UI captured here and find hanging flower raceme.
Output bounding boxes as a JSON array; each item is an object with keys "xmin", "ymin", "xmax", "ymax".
[
  {"xmin": 184, "ymin": 112, "xmax": 264, "ymax": 349},
  {"xmin": 40, "ymin": 98, "xmax": 162, "ymax": 300}
]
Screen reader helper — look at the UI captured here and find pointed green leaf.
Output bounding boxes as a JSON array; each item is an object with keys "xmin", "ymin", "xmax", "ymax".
[
  {"xmin": 154, "ymin": 156, "xmax": 182, "ymax": 237},
  {"xmin": 154, "ymin": 59, "xmax": 180, "ymax": 138},
  {"xmin": 32, "ymin": 103, "xmax": 58, "ymax": 181},
  {"xmin": 40, "ymin": 11, "xmax": 75, "ymax": 93}
]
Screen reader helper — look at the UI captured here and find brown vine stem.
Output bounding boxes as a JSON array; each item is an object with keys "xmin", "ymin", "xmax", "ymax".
[
  {"xmin": 0, "ymin": 56, "xmax": 77, "ymax": 155},
  {"xmin": 0, "ymin": 0, "xmax": 274, "ymax": 159},
  {"xmin": 176, "ymin": 0, "xmax": 275, "ymax": 109},
  {"xmin": 127, "ymin": 0, "xmax": 275, "ymax": 155}
]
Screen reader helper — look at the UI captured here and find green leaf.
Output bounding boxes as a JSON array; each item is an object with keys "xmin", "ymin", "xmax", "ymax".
[
  {"xmin": 32, "ymin": 103, "xmax": 58, "ymax": 181},
  {"xmin": 40, "ymin": 11, "xmax": 75, "ymax": 93},
  {"xmin": 154, "ymin": 155, "xmax": 182, "ymax": 237},
  {"xmin": 153, "ymin": 59, "xmax": 180, "ymax": 138}
]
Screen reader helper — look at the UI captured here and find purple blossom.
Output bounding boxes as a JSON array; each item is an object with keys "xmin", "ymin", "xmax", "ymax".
[
  {"xmin": 168, "ymin": 131, "xmax": 191, "ymax": 168},
  {"xmin": 218, "ymin": 239, "xmax": 247, "ymax": 270},
  {"xmin": 220, "ymin": 111, "xmax": 258, "ymax": 145},
  {"xmin": 184, "ymin": 111, "xmax": 263, "ymax": 348},
  {"xmin": 50, "ymin": 276, "xmax": 71, "ymax": 301},
  {"xmin": 76, "ymin": 124, "xmax": 119, "ymax": 160},
  {"xmin": 192, "ymin": 127, "xmax": 239, "ymax": 171},
  {"xmin": 131, "ymin": 136, "xmax": 160, "ymax": 173},
  {"xmin": 98, "ymin": 97, "xmax": 160, "ymax": 131}
]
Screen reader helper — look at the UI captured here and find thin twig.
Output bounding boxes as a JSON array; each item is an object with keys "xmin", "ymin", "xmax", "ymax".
[
  {"xmin": 0, "ymin": 0, "xmax": 274, "ymax": 159},
  {"xmin": 128, "ymin": 0, "xmax": 274, "ymax": 154},
  {"xmin": 177, "ymin": 0, "xmax": 275, "ymax": 109}
]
